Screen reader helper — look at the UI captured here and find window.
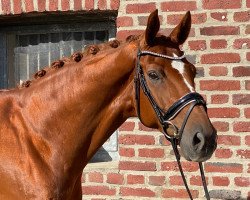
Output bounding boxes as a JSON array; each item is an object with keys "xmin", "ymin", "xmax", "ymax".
[{"xmin": 0, "ymin": 12, "xmax": 119, "ymax": 162}]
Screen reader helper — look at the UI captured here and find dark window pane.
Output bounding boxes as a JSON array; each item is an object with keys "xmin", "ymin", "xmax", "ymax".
[
  {"xmin": 40, "ymin": 34, "xmax": 49, "ymax": 43},
  {"xmin": 50, "ymin": 33, "xmax": 60, "ymax": 43},
  {"xmin": 84, "ymin": 32, "xmax": 94, "ymax": 41},
  {"xmin": 62, "ymin": 32, "xmax": 72, "ymax": 41},
  {"xmin": 17, "ymin": 35, "xmax": 29, "ymax": 47},
  {"xmin": 73, "ymin": 32, "xmax": 82, "ymax": 41},
  {"xmin": 96, "ymin": 31, "xmax": 108, "ymax": 42},
  {"xmin": 29, "ymin": 34, "xmax": 38, "ymax": 45}
]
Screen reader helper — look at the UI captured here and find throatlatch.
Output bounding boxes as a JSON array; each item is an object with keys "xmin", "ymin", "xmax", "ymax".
[{"xmin": 135, "ymin": 49, "xmax": 210, "ymax": 200}]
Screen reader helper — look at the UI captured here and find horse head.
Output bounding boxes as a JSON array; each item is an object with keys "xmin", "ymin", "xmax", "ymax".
[{"xmin": 134, "ymin": 10, "xmax": 217, "ymax": 162}]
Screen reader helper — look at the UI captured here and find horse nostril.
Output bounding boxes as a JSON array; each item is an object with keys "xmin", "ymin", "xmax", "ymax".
[{"xmin": 192, "ymin": 132, "xmax": 205, "ymax": 151}]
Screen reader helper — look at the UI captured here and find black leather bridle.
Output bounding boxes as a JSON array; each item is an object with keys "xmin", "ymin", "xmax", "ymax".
[{"xmin": 134, "ymin": 49, "xmax": 210, "ymax": 200}]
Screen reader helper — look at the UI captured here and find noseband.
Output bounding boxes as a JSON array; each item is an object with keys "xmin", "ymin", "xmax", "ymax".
[{"xmin": 134, "ymin": 49, "xmax": 210, "ymax": 200}]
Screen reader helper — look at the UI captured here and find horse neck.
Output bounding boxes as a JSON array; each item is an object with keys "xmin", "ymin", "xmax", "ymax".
[{"xmin": 17, "ymin": 41, "xmax": 138, "ymax": 170}]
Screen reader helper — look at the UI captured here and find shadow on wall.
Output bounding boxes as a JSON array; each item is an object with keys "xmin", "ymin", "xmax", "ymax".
[{"xmin": 89, "ymin": 147, "xmax": 113, "ymax": 163}]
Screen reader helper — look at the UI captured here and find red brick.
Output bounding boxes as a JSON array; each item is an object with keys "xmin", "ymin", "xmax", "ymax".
[
  {"xmin": 217, "ymin": 135, "xmax": 241, "ymax": 146},
  {"xmin": 82, "ymin": 186, "xmax": 116, "ymax": 195},
  {"xmin": 200, "ymin": 80, "xmax": 240, "ymax": 91},
  {"xmin": 159, "ymin": 135, "xmax": 171, "ymax": 146},
  {"xmin": 127, "ymin": 174, "xmax": 144, "ymax": 184},
  {"xmin": 119, "ymin": 147, "xmax": 135, "ymax": 157},
  {"xmin": 13, "ymin": 0, "xmax": 22, "ymax": 13},
  {"xmin": 148, "ymin": 176, "xmax": 165, "ymax": 186},
  {"xmin": 233, "ymin": 94, "xmax": 250, "ymax": 105},
  {"xmin": 117, "ymin": 16, "xmax": 133, "ymax": 27},
  {"xmin": 138, "ymin": 15, "xmax": 163, "ymax": 26},
  {"xmin": 234, "ymin": 177, "xmax": 250, "ymax": 187},
  {"xmin": 190, "ymin": 175, "xmax": 208, "ymax": 186},
  {"xmin": 245, "ymin": 108, "xmax": 250, "ymax": 118},
  {"xmin": 138, "ymin": 122, "xmax": 156, "ymax": 132},
  {"xmin": 85, "ymin": 0, "xmax": 94, "ymax": 9},
  {"xmin": 116, "ymin": 30, "xmax": 143, "ymax": 40},
  {"xmin": 205, "ymin": 162, "xmax": 243, "ymax": 173},
  {"xmin": 138, "ymin": 148, "xmax": 164, "ymax": 158},
  {"xmin": 161, "ymin": 161, "xmax": 199, "ymax": 172},
  {"xmin": 246, "ymin": 80, "xmax": 250, "ymax": 90},
  {"xmin": 209, "ymin": 66, "xmax": 228, "ymax": 76},
  {"xmin": 169, "ymin": 175, "xmax": 183, "ymax": 186},
  {"xmin": 162, "ymin": 189, "xmax": 198, "ymax": 198},
  {"xmin": 247, "ymin": 0, "xmax": 250, "ymax": 7},
  {"xmin": 49, "ymin": 0, "xmax": 58, "ymax": 11},
  {"xmin": 38, "ymin": 0, "xmax": 46, "ymax": 12},
  {"xmin": 120, "ymin": 187, "xmax": 155, "ymax": 197},
  {"xmin": 81, "ymin": 173, "xmax": 86, "ymax": 183},
  {"xmin": 118, "ymin": 134, "xmax": 155, "ymax": 145},
  {"xmin": 61, "ymin": 0, "xmax": 69, "ymax": 10},
  {"xmin": 208, "ymin": 108, "xmax": 240, "ymax": 118},
  {"xmin": 210, "ymin": 39, "xmax": 227, "ymax": 49},
  {"xmin": 200, "ymin": 26, "xmax": 239, "ymax": 36},
  {"xmin": 126, "ymin": 3, "xmax": 156, "ymax": 14},
  {"xmin": 167, "ymin": 13, "xmax": 206, "ymax": 25},
  {"xmin": 233, "ymin": 122, "xmax": 250, "ymax": 132},
  {"xmin": 247, "ymin": 52, "xmax": 250, "ymax": 61},
  {"xmin": 212, "ymin": 121, "xmax": 229, "ymax": 132},
  {"xmin": 137, "ymin": 16, "xmax": 149, "ymax": 26},
  {"xmin": 233, "ymin": 66, "xmax": 250, "ymax": 77},
  {"xmin": 160, "ymin": 28, "xmax": 196, "ymax": 38},
  {"xmin": 215, "ymin": 148, "xmax": 233, "ymax": 158},
  {"xmin": 201, "ymin": 53, "xmax": 240, "ymax": 64},
  {"xmin": 24, "ymin": 0, "xmax": 34, "ymax": 12},
  {"xmin": 236, "ymin": 150, "xmax": 250, "ymax": 159},
  {"xmin": 107, "ymin": 173, "xmax": 124, "ymax": 185},
  {"xmin": 211, "ymin": 12, "xmax": 228, "ymax": 21},
  {"xmin": 98, "ymin": 0, "xmax": 106, "ymax": 10},
  {"xmin": 245, "ymin": 135, "xmax": 250, "ymax": 146},
  {"xmin": 88, "ymin": 172, "xmax": 103, "ymax": 183},
  {"xmin": 161, "ymin": 1, "xmax": 197, "ymax": 11},
  {"xmin": 74, "ymin": 0, "xmax": 82, "ymax": 10},
  {"xmin": 119, "ymin": 135, "xmax": 135, "ymax": 145},
  {"xmin": 119, "ymin": 121, "xmax": 135, "ymax": 131},
  {"xmin": 119, "ymin": 161, "xmax": 156, "ymax": 171},
  {"xmin": 233, "ymin": 39, "xmax": 250, "ymax": 49},
  {"xmin": 202, "ymin": 0, "xmax": 241, "ymax": 9},
  {"xmin": 246, "ymin": 25, "xmax": 250, "ymax": 34},
  {"xmin": 211, "ymin": 94, "xmax": 229, "ymax": 104},
  {"xmin": 212, "ymin": 176, "xmax": 230, "ymax": 186},
  {"xmin": 110, "ymin": 0, "xmax": 120, "ymax": 10},
  {"xmin": 234, "ymin": 11, "xmax": 250, "ymax": 22},
  {"xmin": 188, "ymin": 40, "xmax": 207, "ymax": 51},
  {"xmin": 1, "ymin": 0, "xmax": 11, "ymax": 14}
]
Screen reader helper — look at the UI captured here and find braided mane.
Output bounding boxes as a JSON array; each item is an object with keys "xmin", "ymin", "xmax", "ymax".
[{"xmin": 18, "ymin": 39, "xmax": 122, "ymax": 89}]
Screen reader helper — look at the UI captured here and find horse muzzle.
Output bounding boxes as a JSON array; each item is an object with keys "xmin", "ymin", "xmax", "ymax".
[{"xmin": 180, "ymin": 128, "xmax": 217, "ymax": 162}]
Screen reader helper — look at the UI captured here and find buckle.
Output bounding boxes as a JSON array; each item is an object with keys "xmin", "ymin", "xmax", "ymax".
[{"xmin": 163, "ymin": 121, "xmax": 179, "ymax": 139}]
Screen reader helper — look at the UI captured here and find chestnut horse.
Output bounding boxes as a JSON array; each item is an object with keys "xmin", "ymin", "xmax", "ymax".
[{"xmin": 0, "ymin": 10, "xmax": 217, "ymax": 199}]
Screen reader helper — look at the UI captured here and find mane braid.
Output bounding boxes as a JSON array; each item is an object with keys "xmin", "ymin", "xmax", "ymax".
[{"xmin": 17, "ymin": 38, "xmax": 124, "ymax": 89}]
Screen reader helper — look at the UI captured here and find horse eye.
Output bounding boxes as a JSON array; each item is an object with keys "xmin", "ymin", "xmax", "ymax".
[{"xmin": 148, "ymin": 71, "xmax": 160, "ymax": 80}]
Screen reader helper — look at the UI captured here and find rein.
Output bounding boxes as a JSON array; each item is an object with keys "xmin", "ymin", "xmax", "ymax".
[{"xmin": 134, "ymin": 49, "xmax": 210, "ymax": 200}]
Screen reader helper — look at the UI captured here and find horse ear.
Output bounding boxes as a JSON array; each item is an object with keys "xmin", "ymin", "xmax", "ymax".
[
  {"xmin": 145, "ymin": 9, "xmax": 160, "ymax": 46},
  {"xmin": 169, "ymin": 11, "xmax": 191, "ymax": 45}
]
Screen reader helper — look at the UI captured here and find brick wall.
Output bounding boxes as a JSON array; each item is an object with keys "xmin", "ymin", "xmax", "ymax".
[{"xmin": 1, "ymin": 0, "xmax": 249, "ymax": 199}]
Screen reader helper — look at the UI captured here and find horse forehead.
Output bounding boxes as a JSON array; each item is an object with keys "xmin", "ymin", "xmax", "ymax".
[{"xmin": 171, "ymin": 53, "xmax": 185, "ymax": 73}]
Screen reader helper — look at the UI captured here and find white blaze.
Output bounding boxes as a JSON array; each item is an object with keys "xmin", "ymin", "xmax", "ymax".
[{"xmin": 171, "ymin": 54, "xmax": 195, "ymax": 92}]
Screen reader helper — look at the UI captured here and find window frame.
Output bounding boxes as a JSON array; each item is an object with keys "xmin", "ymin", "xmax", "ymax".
[{"xmin": 0, "ymin": 11, "xmax": 117, "ymax": 88}]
